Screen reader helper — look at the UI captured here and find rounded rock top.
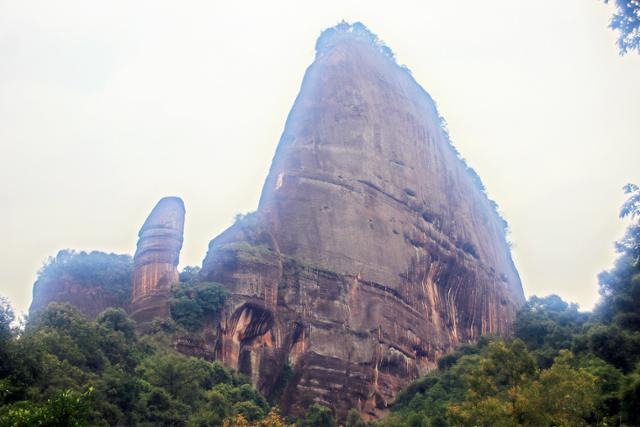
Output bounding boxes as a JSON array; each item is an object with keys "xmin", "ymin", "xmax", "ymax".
[{"xmin": 139, "ymin": 196, "xmax": 185, "ymax": 235}]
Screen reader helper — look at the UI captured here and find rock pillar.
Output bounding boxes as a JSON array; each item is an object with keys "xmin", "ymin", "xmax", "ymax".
[{"xmin": 130, "ymin": 197, "xmax": 185, "ymax": 322}]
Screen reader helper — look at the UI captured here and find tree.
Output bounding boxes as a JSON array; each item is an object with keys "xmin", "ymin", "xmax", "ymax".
[
  {"xmin": 170, "ymin": 281, "xmax": 228, "ymax": 331},
  {"xmin": 224, "ymin": 414, "xmax": 251, "ymax": 427},
  {"xmin": 604, "ymin": 1, "xmax": 640, "ymax": 54},
  {"xmin": 0, "ymin": 297, "xmax": 16, "ymax": 377},
  {"xmin": 96, "ymin": 308, "xmax": 136, "ymax": 341},
  {"xmin": 620, "ymin": 183, "xmax": 640, "ymax": 219},
  {"xmin": 405, "ymin": 412, "xmax": 430, "ymax": 427},
  {"xmin": 616, "ymin": 183, "xmax": 640, "ymax": 263},
  {"xmin": 345, "ymin": 409, "xmax": 366, "ymax": 427},
  {"xmin": 449, "ymin": 396, "xmax": 512, "ymax": 427},
  {"xmin": 170, "ymin": 297, "xmax": 204, "ymax": 331},
  {"xmin": 0, "ymin": 388, "xmax": 93, "ymax": 427},
  {"xmin": 580, "ymin": 356, "xmax": 624, "ymax": 424},
  {"xmin": 591, "ymin": 183, "xmax": 640, "ymax": 375},
  {"xmin": 233, "ymin": 401, "xmax": 265, "ymax": 422},
  {"xmin": 524, "ymin": 351, "xmax": 597, "ymax": 427},
  {"xmin": 223, "ymin": 408, "xmax": 293, "ymax": 427},
  {"xmin": 197, "ymin": 283, "xmax": 228, "ymax": 313},
  {"xmin": 302, "ymin": 404, "xmax": 337, "ymax": 427},
  {"xmin": 620, "ymin": 364, "xmax": 640, "ymax": 424},
  {"xmin": 179, "ymin": 265, "xmax": 201, "ymax": 284},
  {"xmin": 190, "ymin": 389, "xmax": 231, "ymax": 426},
  {"xmin": 447, "ymin": 340, "xmax": 536, "ymax": 426},
  {"xmin": 0, "ymin": 297, "xmax": 272, "ymax": 426},
  {"xmin": 142, "ymin": 386, "xmax": 189, "ymax": 426},
  {"xmin": 256, "ymin": 407, "xmax": 293, "ymax": 427},
  {"xmin": 514, "ymin": 295, "xmax": 589, "ymax": 368},
  {"xmin": 141, "ymin": 354, "xmax": 205, "ymax": 403},
  {"xmin": 0, "ymin": 297, "xmax": 14, "ymax": 339}
]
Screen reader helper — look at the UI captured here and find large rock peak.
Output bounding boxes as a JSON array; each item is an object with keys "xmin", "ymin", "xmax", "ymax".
[
  {"xmin": 258, "ymin": 25, "xmax": 521, "ymax": 292},
  {"xmin": 200, "ymin": 23, "xmax": 524, "ymax": 419},
  {"xmin": 130, "ymin": 196, "xmax": 185, "ymax": 322}
]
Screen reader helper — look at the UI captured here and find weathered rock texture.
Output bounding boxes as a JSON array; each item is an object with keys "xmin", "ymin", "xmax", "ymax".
[
  {"xmin": 130, "ymin": 197, "xmax": 185, "ymax": 322},
  {"xmin": 29, "ymin": 250, "xmax": 132, "ymax": 319},
  {"xmin": 199, "ymin": 24, "xmax": 525, "ymax": 419}
]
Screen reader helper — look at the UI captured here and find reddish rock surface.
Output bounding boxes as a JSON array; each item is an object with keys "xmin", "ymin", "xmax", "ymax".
[
  {"xmin": 199, "ymin": 24, "xmax": 525, "ymax": 419},
  {"xmin": 30, "ymin": 275, "xmax": 126, "ymax": 319},
  {"xmin": 29, "ymin": 250, "xmax": 132, "ymax": 319},
  {"xmin": 130, "ymin": 197, "xmax": 185, "ymax": 322}
]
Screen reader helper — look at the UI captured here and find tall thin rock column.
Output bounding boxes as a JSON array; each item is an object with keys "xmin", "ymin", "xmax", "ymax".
[{"xmin": 130, "ymin": 197, "xmax": 185, "ymax": 322}]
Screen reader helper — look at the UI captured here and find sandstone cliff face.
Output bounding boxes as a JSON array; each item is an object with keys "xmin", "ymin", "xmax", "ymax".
[
  {"xmin": 200, "ymin": 25, "xmax": 524, "ymax": 419},
  {"xmin": 130, "ymin": 197, "xmax": 185, "ymax": 322}
]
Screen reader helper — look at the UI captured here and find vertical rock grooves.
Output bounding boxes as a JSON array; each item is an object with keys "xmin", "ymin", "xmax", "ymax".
[
  {"xmin": 130, "ymin": 197, "xmax": 185, "ymax": 322},
  {"xmin": 200, "ymin": 23, "xmax": 525, "ymax": 419}
]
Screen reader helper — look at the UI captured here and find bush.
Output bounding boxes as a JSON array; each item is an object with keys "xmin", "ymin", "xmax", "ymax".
[
  {"xmin": 302, "ymin": 404, "xmax": 336, "ymax": 427},
  {"xmin": 171, "ymin": 297, "xmax": 204, "ymax": 331},
  {"xmin": 170, "ymin": 281, "xmax": 228, "ymax": 331}
]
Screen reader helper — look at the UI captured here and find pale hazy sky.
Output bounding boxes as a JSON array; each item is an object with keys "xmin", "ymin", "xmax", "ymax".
[{"xmin": 1, "ymin": 1, "xmax": 638, "ymax": 315}]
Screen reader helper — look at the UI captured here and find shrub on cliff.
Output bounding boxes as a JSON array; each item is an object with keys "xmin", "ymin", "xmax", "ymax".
[
  {"xmin": 300, "ymin": 404, "xmax": 337, "ymax": 427},
  {"xmin": 171, "ymin": 280, "xmax": 228, "ymax": 331},
  {"xmin": 170, "ymin": 297, "xmax": 204, "ymax": 331},
  {"xmin": 179, "ymin": 265, "xmax": 201, "ymax": 283}
]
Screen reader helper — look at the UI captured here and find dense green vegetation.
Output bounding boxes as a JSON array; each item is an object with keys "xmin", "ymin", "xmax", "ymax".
[
  {"xmin": 0, "ymin": 303, "xmax": 273, "ymax": 426},
  {"xmin": 171, "ymin": 267, "xmax": 228, "ymax": 332},
  {"xmin": 378, "ymin": 184, "xmax": 640, "ymax": 427}
]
